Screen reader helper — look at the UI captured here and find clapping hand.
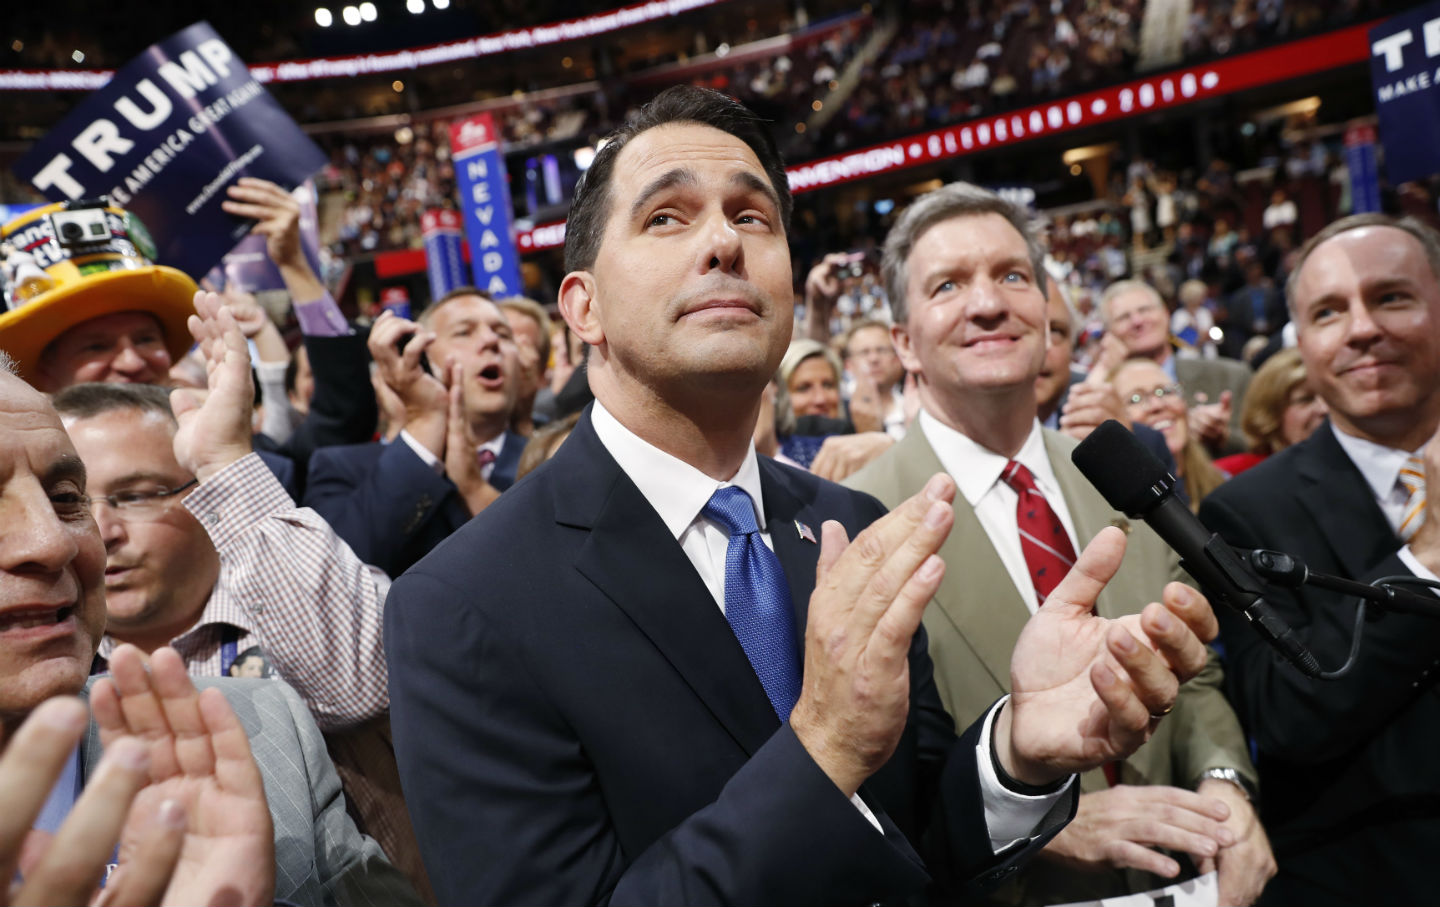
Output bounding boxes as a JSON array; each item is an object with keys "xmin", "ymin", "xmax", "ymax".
[
  {"xmin": 172, "ymin": 292, "xmax": 255, "ymax": 482},
  {"xmin": 367, "ymin": 311, "xmax": 448, "ymax": 459},
  {"xmin": 997, "ymin": 527, "xmax": 1217, "ymax": 785},
  {"xmin": 91, "ymin": 646, "xmax": 275, "ymax": 907},
  {"xmin": 3, "ymin": 698, "xmax": 189, "ymax": 906}
]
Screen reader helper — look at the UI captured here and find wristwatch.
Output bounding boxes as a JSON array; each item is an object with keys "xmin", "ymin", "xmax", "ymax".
[{"xmin": 1198, "ymin": 766, "xmax": 1258, "ymax": 803}]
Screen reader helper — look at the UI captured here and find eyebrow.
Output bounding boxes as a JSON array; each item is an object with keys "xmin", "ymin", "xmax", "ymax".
[
  {"xmin": 1363, "ymin": 276, "xmax": 1417, "ymax": 296},
  {"xmin": 994, "ymin": 255, "xmax": 1035, "ymax": 276},
  {"xmin": 627, "ymin": 169, "xmax": 781, "ymax": 221},
  {"xmin": 101, "ymin": 470, "xmax": 187, "ymax": 491},
  {"xmin": 729, "ymin": 171, "xmax": 782, "ymax": 215},
  {"xmin": 43, "ymin": 454, "xmax": 87, "ymax": 488},
  {"xmin": 629, "ymin": 169, "xmax": 698, "ymax": 220}
]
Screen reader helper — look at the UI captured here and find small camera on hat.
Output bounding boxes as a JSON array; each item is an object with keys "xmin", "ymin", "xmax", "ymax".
[{"xmin": 49, "ymin": 206, "xmax": 112, "ymax": 248}]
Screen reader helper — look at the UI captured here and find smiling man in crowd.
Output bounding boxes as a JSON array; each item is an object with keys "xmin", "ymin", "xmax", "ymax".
[
  {"xmin": 846, "ymin": 182, "xmax": 1271, "ymax": 906},
  {"xmin": 0, "ymin": 351, "xmax": 418, "ymax": 906},
  {"xmin": 1200, "ymin": 213, "xmax": 1440, "ymax": 905}
]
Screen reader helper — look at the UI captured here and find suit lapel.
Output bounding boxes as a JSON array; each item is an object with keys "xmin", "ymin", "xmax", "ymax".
[
  {"xmin": 893, "ymin": 427, "xmax": 1026, "ymax": 691},
  {"xmin": 1294, "ymin": 424, "xmax": 1401, "ymax": 577},
  {"xmin": 490, "ymin": 431, "xmax": 526, "ymax": 491},
  {"xmin": 559, "ymin": 412, "xmax": 779, "ymax": 756},
  {"xmin": 759, "ymin": 459, "xmax": 822, "ymax": 642},
  {"xmin": 1046, "ymin": 431, "xmax": 1132, "ymax": 619}
]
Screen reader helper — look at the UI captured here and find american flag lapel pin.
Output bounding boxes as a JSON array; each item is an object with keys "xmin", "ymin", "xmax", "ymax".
[{"xmin": 795, "ymin": 520, "xmax": 817, "ymax": 544}]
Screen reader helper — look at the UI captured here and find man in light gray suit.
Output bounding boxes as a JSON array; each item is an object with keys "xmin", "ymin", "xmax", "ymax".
[
  {"xmin": 85, "ymin": 645, "xmax": 421, "ymax": 907},
  {"xmin": 0, "ymin": 354, "xmax": 419, "ymax": 906}
]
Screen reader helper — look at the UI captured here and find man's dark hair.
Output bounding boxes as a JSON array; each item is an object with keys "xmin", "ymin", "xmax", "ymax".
[
  {"xmin": 562, "ymin": 86, "xmax": 792, "ymax": 273},
  {"xmin": 52, "ymin": 382, "xmax": 175, "ymax": 423}
]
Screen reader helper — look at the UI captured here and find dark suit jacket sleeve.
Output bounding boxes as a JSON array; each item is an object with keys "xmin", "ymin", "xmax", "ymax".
[
  {"xmin": 386, "ymin": 568, "xmax": 936, "ymax": 906},
  {"xmin": 280, "ymin": 331, "xmax": 378, "ymax": 468},
  {"xmin": 1199, "ymin": 490, "xmax": 1440, "ymax": 762},
  {"xmin": 902, "ymin": 622, "xmax": 1078, "ymax": 897},
  {"xmin": 304, "ymin": 442, "xmax": 457, "ymax": 577}
]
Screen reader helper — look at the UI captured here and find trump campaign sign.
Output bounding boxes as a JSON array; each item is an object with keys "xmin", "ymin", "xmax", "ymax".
[
  {"xmin": 12, "ymin": 22, "xmax": 327, "ymax": 279},
  {"xmin": 1370, "ymin": 1, "xmax": 1440, "ymax": 184},
  {"xmin": 449, "ymin": 113, "xmax": 524, "ymax": 297}
]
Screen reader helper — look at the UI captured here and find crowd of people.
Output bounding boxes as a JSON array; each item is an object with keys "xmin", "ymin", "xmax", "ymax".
[
  {"xmin": 5, "ymin": 75, "xmax": 1440, "ymax": 907},
  {"xmin": 314, "ymin": 14, "xmax": 867, "ymax": 254}
]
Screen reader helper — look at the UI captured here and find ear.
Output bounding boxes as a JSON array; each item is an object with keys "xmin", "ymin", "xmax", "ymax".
[
  {"xmin": 891, "ymin": 321, "xmax": 923, "ymax": 377},
  {"xmin": 558, "ymin": 271, "xmax": 605, "ymax": 347}
]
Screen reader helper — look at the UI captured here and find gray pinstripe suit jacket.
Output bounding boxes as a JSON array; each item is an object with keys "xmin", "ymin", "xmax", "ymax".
[{"xmin": 81, "ymin": 676, "xmax": 422, "ymax": 907}]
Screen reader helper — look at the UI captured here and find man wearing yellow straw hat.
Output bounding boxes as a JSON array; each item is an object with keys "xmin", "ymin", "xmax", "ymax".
[{"xmin": 0, "ymin": 198, "xmax": 198, "ymax": 392}]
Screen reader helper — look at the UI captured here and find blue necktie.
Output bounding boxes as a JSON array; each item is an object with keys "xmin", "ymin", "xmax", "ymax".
[{"xmin": 703, "ymin": 486, "xmax": 802, "ymax": 721}]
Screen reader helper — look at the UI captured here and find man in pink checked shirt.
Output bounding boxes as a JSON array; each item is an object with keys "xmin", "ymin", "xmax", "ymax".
[{"xmin": 46, "ymin": 294, "xmax": 433, "ymax": 899}]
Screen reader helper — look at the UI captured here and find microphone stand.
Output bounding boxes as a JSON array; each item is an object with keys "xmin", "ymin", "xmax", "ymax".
[{"xmin": 1245, "ymin": 548, "xmax": 1440, "ymax": 620}]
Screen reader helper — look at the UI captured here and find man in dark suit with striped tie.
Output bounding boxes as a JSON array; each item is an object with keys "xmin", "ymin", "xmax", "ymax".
[{"xmin": 1200, "ymin": 213, "xmax": 1440, "ymax": 905}]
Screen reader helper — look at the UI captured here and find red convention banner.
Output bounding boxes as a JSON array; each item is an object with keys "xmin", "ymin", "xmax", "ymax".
[
  {"xmin": 0, "ymin": 0, "xmax": 728, "ymax": 90},
  {"xmin": 515, "ymin": 23, "xmax": 1374, "ymax": 253}
]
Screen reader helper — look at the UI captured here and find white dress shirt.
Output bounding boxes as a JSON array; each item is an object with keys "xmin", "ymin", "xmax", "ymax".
[
  {"xmin": 590, "ymin": 401, "xmax": 1070, "ymax": 849},
  {"xmin": 919, "ymin": 410, "xmax": 1081, "ymax": 614},
  {"xmin": 400, "ymin": 429, "xmax": 505, "ymax": 482},
  {"xmin": 1329, "ymin": 423, "xmax": 1440, "ymax": 584}
]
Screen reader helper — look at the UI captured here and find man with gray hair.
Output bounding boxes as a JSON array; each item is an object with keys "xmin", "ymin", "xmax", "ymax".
[
  {"xmin": 1099, "ymin": 278, "xmax": 1252, "ymax": 455},
  {"xmin": 1199, "ymin": 213, "xmax": 1440, "ymax": 904},
  {"xmin": 848, "ymin": 181, "xmax": 1273, "ymax": 906}
]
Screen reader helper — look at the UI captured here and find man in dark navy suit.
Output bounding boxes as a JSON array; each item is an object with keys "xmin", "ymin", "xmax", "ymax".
[
  {"xmin": 305, "ymin": 288, "xmax": 525, "ymax": 577},
  {"xmin": 1200, "ymin": 213, "xmax": 1440, "ymax": 904},
  {"xmin": 385, "ymin": 87, "xmax": 1219, "ymax": 906}
]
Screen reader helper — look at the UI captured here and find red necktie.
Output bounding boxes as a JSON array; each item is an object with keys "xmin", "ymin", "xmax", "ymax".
[
  {"xmin": 999, "ymin": 460, "xmax": 1077, "ymax": 606},
  {"xmin": 476, "ymin": 448, "xmax": 497, "ymax": 474},
  {"xmin": 1000, "ymin": 460, "xmax": 1119, "ymax": 784}
]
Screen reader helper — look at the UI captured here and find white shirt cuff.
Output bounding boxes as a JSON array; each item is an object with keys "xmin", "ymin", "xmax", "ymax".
[
  {"xmin": 1399, "ymin": 545, "xmax": 1440, "ymax": 595},
  {"xmin": 399, "ymin": 429, "xmax": 444, "ymax": 474},
  {"xmin": 976, "ymin": 695, "xmax": 1076, "ymax": 852},
  {"xmin": 850, "ymin": 792, "xmax": 883, "ymax": 833}
]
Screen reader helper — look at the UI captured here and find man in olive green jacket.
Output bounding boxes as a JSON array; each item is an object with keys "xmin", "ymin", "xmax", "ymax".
[{"xmin": 845, "ymin": 182, "xmax": 1273, "ymax": 906}]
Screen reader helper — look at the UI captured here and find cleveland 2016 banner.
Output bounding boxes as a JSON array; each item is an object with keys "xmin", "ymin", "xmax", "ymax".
[
  {"xmin": 1370, "ymin": 0, "xmax": 1440, "ymax": 184},
  {"xmin": 448, "ymin": 113, "xmax": 524, "ymax": 298},
  {"xmin": 13, "ymin": 21, "xmax": 327, "ymax": 279}
]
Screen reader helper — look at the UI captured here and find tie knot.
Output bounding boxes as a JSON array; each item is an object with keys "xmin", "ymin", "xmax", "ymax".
[
  {"xmin": 476, "ymin": 448, "xmax": 498, "ymax": 469},
  {"xmin": 1000, "ymin": 460, "xmax": 1040, "ymax": 496},
  {"xmin": 703, "ymin": 486, "xmax": 762, "ymax": 537},
  {"xmin": 1400, "ymin": 455, "xmax": 1426, "ymax": 496}
]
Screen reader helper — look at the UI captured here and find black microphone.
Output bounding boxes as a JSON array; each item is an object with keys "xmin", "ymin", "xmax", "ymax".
[{"xmin": 1072, "ymin": 420, "xmax": 1323, "ymax": 678}]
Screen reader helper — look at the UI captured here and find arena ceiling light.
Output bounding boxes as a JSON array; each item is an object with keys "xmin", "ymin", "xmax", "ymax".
[
  {"xmin": 360, "ymin": 2, "xmax": 378, "ymax": 21},
  {"xmin": 407, "ymin": 0, "xmax": 424, "ymax": 12},
  {"xmin": 433, "ymin": 0, "xmax": 450, "ymax": 9},
  {"xmin": 314, "ymin": 7, "xmax": 333, "ymax": 26},
  {"xmin": 341, "ymin": 5, "xmax": 362, "ymax": 26}
]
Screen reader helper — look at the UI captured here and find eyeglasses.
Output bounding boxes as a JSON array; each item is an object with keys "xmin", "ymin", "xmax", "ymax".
[
  {"xmin": 87, "ymin": 479, "xmax": 198, "ymax": 520},
  {"xmin": 1123, "ymin": 384, "xmax": 1184, "ymax": 407}
]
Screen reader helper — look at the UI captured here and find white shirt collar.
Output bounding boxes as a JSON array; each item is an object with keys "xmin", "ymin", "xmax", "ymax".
[
  {"xmin": 918, "ymin": 408, "xmax": 1056, "ymax": 506},
  {"xmin": 478, "ymin": 433, "xmax": 506, "ymax": 457},
  {"xmin": 1330, "ymin": 420, "xmax": 1420, "ymax": 500},
  {"xmin": 591, "ymin": 400, "xmax": 765, "ymax": 540}
]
